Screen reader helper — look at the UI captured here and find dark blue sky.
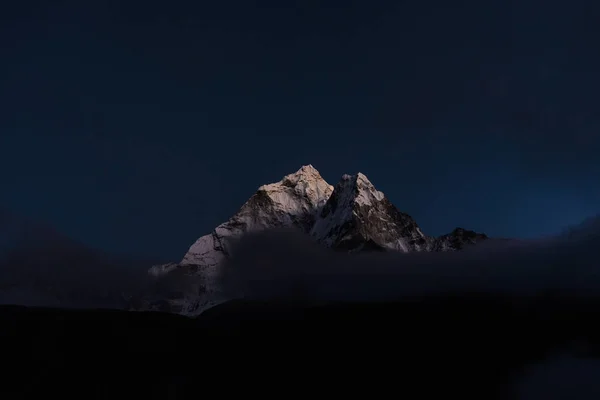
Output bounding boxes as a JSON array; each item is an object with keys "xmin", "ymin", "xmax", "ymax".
[{"xmin": 1, "ymin": 0, "xmax": 599, "ymax": 260}]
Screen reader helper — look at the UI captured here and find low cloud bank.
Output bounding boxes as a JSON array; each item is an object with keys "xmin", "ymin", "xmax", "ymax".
[
  {"xmin": 2, "ymin": 213, "xmax": 599, "ymax": 311},
  {"xmin": 219, "ymin": 216, "xmax": 600, "ymax": 304},
  {"xmin": 0, "ymin": 240, "xmax": 159, "ymax": 310},
  {"xmin": 0, "ymin": 208, "xmax": 169, "ymax": 309}
]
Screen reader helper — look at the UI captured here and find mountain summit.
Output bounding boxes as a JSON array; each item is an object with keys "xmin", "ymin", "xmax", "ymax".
[
  {"xmin": 143, "ymin": 165, "xmax": 488, "ymax": 315},
  {"xmin": 311, "ymin": 172, "xmax": 429, "ymax": 252},
  {"xmin": 179, "ymin": 165, "xmax": 333, "ymax": 268},
  {"xmin": 145, "ymin": 166, "xmax": 334, "ymax": 313}
]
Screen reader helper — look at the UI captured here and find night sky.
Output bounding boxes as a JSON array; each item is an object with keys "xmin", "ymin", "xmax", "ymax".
[{"xmin": 1, "ymin": 0, "xmax": 599, "ymax": 260}]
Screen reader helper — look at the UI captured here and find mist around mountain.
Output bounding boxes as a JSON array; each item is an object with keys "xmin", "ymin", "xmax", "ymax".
[
  {"xmin": 2, "ymin": 193, "xmax": 600, "ymax": 399},
  {"xmin": 3, "ymin": 214, "xmax": 600, "ymax": 399},
  {"xmin": 0, "ymin": 208, "xmax": 164, "ymax": 309},
  {"xmin": 1, "ymin": 165, "xmax": 599, "ymax": 317},
  {"xmin": 146, "ymin": 209, "xmax": 600, "ymax": 317},
  {"xmin": 218, "ymin": 215, "xmax": 600, "ymax": 304}
]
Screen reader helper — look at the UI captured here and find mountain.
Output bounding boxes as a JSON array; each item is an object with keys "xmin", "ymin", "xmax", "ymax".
[
  {"xmin": 179, "ymin": 164, "xmax": 332, "ymax": 267},
  {"xmin": 5, "ymin": 213, "xmax": 600, "ymax": 399},
  {"xmin": 310, "ymin": 172, "xmax": 489, "ymax": 253},
  {"xmin": 431, "ymin": 227, "xmax": 489, "ymax": 251},
  {"xmin": 0, "ymin": 208, "xmax": 161, "ymax": 309},
  {"xmin": 142, "ymin": 165, "xmax": 489, "ymax": 315},
  {"xmin": 310, "ymin": 172, "xmax": 430, "ymax": 252},
  {"xmin": 144, "ymin": 165, "xmax": 334, "ymax": 313}
]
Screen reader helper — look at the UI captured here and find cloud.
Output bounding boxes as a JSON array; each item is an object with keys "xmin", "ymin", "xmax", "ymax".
[
  {"xmin": 2, "ymin": 210, "xmax": 600, "ymax": 313},
  {"xmin": 218, "ymin": 216, "xmax": 600, "ymax": 304},
  {"xmin": 0, "ymin": 247, "xmax": 156, "ymax": 309},
  {"xmin": 0, "ymin": 210, "xmax": 159, "ymax": 309}
]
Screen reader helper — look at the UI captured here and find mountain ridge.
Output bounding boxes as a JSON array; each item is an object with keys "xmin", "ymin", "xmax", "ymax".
[
  {"xmin": 179, "ymin": 164, "xmax": 333, "ymax": 267},
  {"xmin": 143, "ymin": 165, "xmax": 489, "ymax": 315},
  {"xmin": 310, "ymin": 171, "xmax": 431, "ymax": 252},
  {"xmin": 0, "ymin": 207, "xmax": 164, "ymax": 310}
]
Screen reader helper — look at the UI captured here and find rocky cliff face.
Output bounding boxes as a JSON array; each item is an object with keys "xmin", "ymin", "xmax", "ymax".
[
  {"xmin": 141, "ymin": 165, "xmax": 488, "ymax": 315},
  {"xmin": 310, "ymin": 173, "xmax": 430, "ymax": 252},
  {"xmin": 179, "ymin": 165, "xmax": 333, "ymax": 268}
]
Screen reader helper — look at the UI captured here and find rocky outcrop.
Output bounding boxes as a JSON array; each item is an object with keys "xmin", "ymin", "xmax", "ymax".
[{"xmin": 431, "ymin": 228, "xmax": 489, "ymax": 251}]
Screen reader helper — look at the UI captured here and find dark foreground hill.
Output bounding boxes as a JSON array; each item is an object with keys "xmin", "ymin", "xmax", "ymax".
[{"xmin": 2, "ymin": 293, "xmax": 600, "ymax": 399}]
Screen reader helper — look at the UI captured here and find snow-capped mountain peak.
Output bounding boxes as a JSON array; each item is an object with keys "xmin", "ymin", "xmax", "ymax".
[
  {"xmin": 338, "ymin": 172, "xmax": 385, "ymax": 207},
  {"xmin": 146, "ymin": 165, "xmax": 335, "ymax": 314},
  {"xmin": 257, "ymin": 164, "xmax": 334, "ymax": 215},
  {"xmin": 310, "ymin": 171, "xmax": 427, "ymax": 252},
  {"xmin": 179, "ymin": 165, "xmax": 333, "ymax": 268},
  {"xmin": 355, "ymin": 173, "xmax": 385, "ymax": 204}
]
